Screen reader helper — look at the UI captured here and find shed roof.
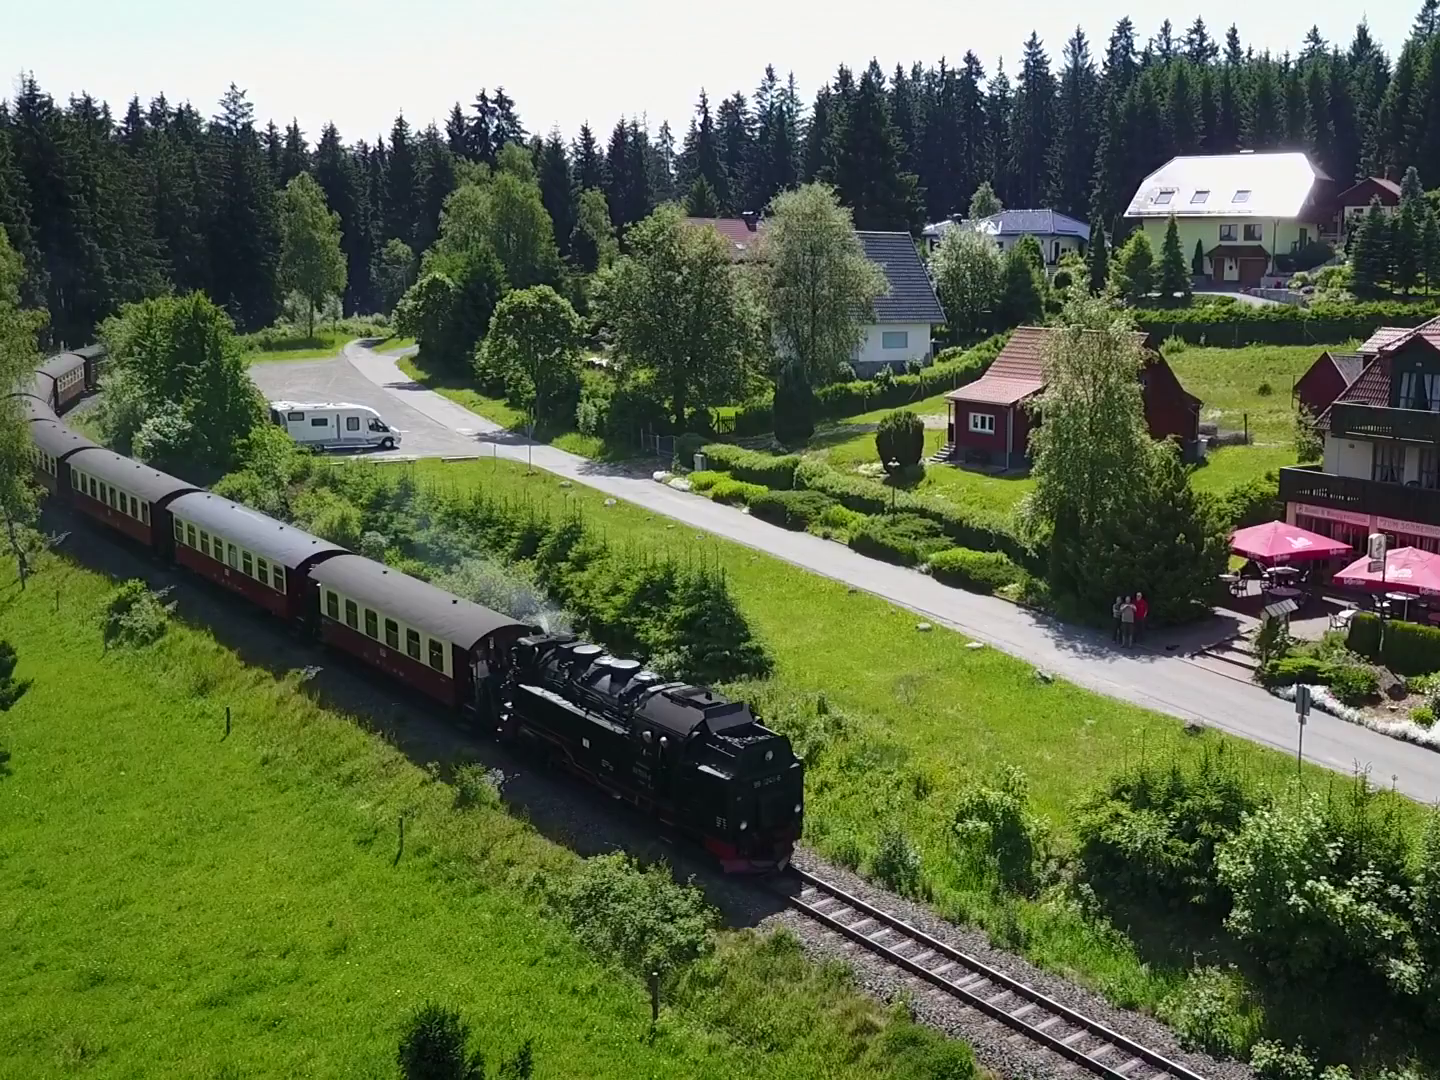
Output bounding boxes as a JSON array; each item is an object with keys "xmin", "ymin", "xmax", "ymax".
[
  {"xmin": 1359, "ymin": 325, "xmax": 1422, "ymax": 355},
  {"xmin": 1125, "ymin": 152, "xmax": 1323, "ymax": 220},
  {"xmin": 66, "ymin": 448, "xmax": 198, "ymax": 504},
  {"xmin": 944, "ymin": 325, "xmax": 1158, "ymax": 407},
  {"xmin": 309, "ymin": 554, "xmax": 532, "ymax": 651},
  {"xmin": 856, "ymin": 231, "xmax": 945, "ymax": 324},
  {"xmin": 168, "ymin": 491, "xmax": 347, "ymax": 570},
  {"xmin": 29, "ymin": 420, "xmax": 98, "ymax": 460}
]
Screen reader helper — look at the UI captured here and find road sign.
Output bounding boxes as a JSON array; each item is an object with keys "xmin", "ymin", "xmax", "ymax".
[
  {"xmin": 1295, "ymin": 684, "xmax": 1311, "ymax": 724},
  {"xmin": 1369, "ymin": 559, "xmax": 1385, "ymax": 573}
]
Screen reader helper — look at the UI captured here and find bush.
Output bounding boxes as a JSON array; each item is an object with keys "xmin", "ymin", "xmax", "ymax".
[
  {"xmin": 1215, "ymin": 475, "xmax": 1281, "ymax": 531},
  {"xmin": 1250, "ymin": 1039, "xmax": 1316, "ymax": 1080},
  {"xmin": 1346, "ymin": 611, "xmax": 1384, "ymax": 661},
  {"xmin": 0, "ymin": 640, "xmax": 30, "ymax": 712},
  {"xmin": 875, "ymin": 410, "xmax": 925, "ymax": 474},
  {"xmin": 452, "ymin": 763, "xmax": 504, "ymax": 810},
  {"xmin": 748, "ymin": 489, "xmax": 835, "ymax": 530},
  {"xmin": 686, "ymin": 470, "xmax": 725, "ymax": 492},
  {"xmin": 103, "ymin": 579, "xmax": 176, "ymax": 648},
  {"xmin": 870, "ymin": 825, "xmax": 924, "ymax": 897},
  {"xmin": 396, "ymin": 1002, "xmax": 484, "ymax": 1080},
  {"xmin": 707, "ymin": 478, "xmax": 768, "ymax": 506},
  {"xmin": 1380, "ymin": 618, "xmax": 1440, "ymax": 676},
  {"xmin": 953, "ymin": 765, "xmax": 1048, "ymax": 893},
  {"xmin": 807, "ymin": 333, "xmax": 1009, "ymax": 420},
  {"xmin": 1412, "ymin": 705, "xmax": 1436, "ymax": 728},
  {"xmin": 927, "ymin": 547, "xmax": 1024, "ymax": 594},
  {"xmin": 700, "ymin": 444, "xmax": 801, "ymax": 489},
  {"xmin": 1135, "ymin": 300, "xmax": 1440, "ymax": 347},
  {"xmin": 1258, "ymin": 655, "xmax": 1330, "ymax": 687},
  {"xmin": 848, "ymin": 513, "xmax": 950, "ymax": 567},
  {"xmin": 1160, "ymin": 966, "xmax": 1258, "ymax": 1059},
  {"xmin": 1327, "ymin": 664, "xmax": 1378, "ymax": 704},
  {"xmin": 673, "ymin": 432, "xmax": 707, "ymax": 470}
]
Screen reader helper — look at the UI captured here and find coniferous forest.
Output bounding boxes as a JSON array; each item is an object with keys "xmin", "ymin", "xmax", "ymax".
[{"xmin": 3, "ymin": 7, "xmax": 1438, "ymax": 346}]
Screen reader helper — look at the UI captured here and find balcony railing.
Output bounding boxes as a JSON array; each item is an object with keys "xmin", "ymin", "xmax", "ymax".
[
  {"xmin": 1280, "ymin": 465, "xmax": 1440, "ymax": 527},
  {"xmin": 1329, "ymin": 403, "xmax": 1440, "ymax": 444}
]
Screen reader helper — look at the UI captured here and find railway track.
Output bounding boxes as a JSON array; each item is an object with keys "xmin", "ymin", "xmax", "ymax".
[{"xmin": 784, "ymin": 869, "xmax": 1209, "ymax": 1080}]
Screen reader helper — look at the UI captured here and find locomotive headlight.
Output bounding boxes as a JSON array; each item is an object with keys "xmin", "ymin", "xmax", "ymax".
[
  {"xmin": 794, "ymin": 804, "xmax": 802, "ymax": 814},
  {"xmin": 739, "ymin": 820, "xmax": 748, "ymax": 830}
]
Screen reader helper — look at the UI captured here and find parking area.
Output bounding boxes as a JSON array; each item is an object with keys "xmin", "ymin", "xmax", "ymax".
[{"xmin": 249, "ymin": 354, "xmax": 480, "ymax": 460}]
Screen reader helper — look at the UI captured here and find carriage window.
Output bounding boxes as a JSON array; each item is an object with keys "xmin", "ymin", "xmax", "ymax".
[
  {"xmin": 256, "ymin": 558, "xmax": 269, "ymax": 585},
  {"xmin": 364, "ymin": 609, "xmax": 378, "ymax": 638},
  {"xmin": 73, "ymin": 471, "xmax": 81, "ymax": 489},
  {"xmin": 141, "ymin": 502, "xmax": 149, "ymax": 524},
  {"xmin": 242, "ymin": 552, "xmax": 253, "ymax": 577},
  {"xmin": 174, "ymin": 518, "xmax": 184, "ymax": 542},
  {"xmin": 344, "ymin": 599, "xmax": 358, "ymax": 629},
  {"xmin": 227, "ymin": 543, "xmax": 238, "ymax": 569},
  {"xmin": 326, "ymin": 590, "xmax": 339, "ymax": 618},
  {"xmin": 406, "ymin": 628, "xmax": 421, "ymax": 660},
  {"xmin": 88, "ymin": 477, "xmax": 97, "ymax": 499},
  {"xmin": 346, "ymin": 416, "xmax": 360, "ymax": 431},
  {"xmin": 271, "ymin": 566, "xmax": 285, "ymax": 593},
  {"xmin": 286, "ymin": 411, "xmax": 304, "ymax": 421},
  {"xmin": 186, "ymin": 524, "xmax": 197, "ymax": 548},
  {"xmin": 428, "ymin": 639, "xmax": 445, "ymax": 672},
  {"xmin": 384, "ymin": 618, "xmax": 399, "ymax": 649},
  {"xmin": 199, "ymin": 531, "xmax": 210, "ymax": 556}
]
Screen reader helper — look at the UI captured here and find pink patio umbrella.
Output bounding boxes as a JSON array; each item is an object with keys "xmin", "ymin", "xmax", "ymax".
[
  {"xmin": 1333, "ymin": 546, "xmax": 1440, "ymax": 596},
  {"xmin": 1229, "ymin": 520, "xmax": 1354, "ymax": 565}
]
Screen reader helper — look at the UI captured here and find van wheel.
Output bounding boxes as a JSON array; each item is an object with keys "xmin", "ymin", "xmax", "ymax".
[{"xmin": 380, "ymin": 437, "xmax": 394, "ymax": 450}]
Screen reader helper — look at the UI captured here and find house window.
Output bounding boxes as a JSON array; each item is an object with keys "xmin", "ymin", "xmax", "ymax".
[
  {"xmin": 1373, "ymin": 442, "xmax": 1406, "ymax": 484},
  {"xmin": 364, "ymin": 608, "xmax": 378, "ymax": 639},
  {"xmin": 1190, "ymin": 190, "xmax": 1210, "ymax": 204},
  {"xmin": 1219, "ymin": 224, "xmax": 1238, "ymax": 242},
  {"xmin": 344, "ymin": 599, "xmax": 358, "ymax": 629},
  {"xmin": 406, "ymin": 628, "xmax": 421, "ymax": 660},
  {"xmin": 969, "ymin": 412, "xmax": 996, "ymax": 434},
  {"xmin": 1420, "ymin": 447, "xmax": 1439, "ymax": 490},
  {"xmin": 384, "ymin": 618, "xmax": 399, "ymax": 649},
  {"xmin": 1400, "ymin": 371, "xmax": 1440, "ymax": 412},
  {"xmin": 881, "ymin": 330, "xmax": 909, "ymax": 350},
  {"xmin": 1232, "ymin": 189, "xmax": 1251, "ymax": 203},
  {"xmin": 428, "ymin": 639, "xmax": 446, "ymax": 673},
  {"xmin": 1153, "ymin": 189, "xmax": 1175, "ymax": 205},
  {"xmin": 1243, "ymin": 223, "xmax": 1263, "ymax": 242},
  {"xmin": 326, "ymin": 590, "xmax": 339, "ymax": 619},
  {"xmin": 346, "ymin": 416, "xmax": 360, "ymax": 431}
]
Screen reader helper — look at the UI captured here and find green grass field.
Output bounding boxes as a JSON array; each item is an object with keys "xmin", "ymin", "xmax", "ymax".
[
  {"xmin": 243, "ymin": 329, "xmax": 356, "ymax": 365},
  {"xmin": 0, "ymin": 555, "xmax": 973, "ymax": 1080},
  {"xmin": 369, "ymin": 335, "xmax": 417, "ymax": 353}
]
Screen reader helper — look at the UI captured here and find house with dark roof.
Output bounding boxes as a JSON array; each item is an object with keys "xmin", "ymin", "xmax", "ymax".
[
  {"xmin": 1294, "ymin": 350, "xmax": 1366, "ymax": 417},
  {"xmin": 939, "ymin": 327, "xmax": 1201, "ymax": 469},
  {"xmin": 922, "ymin": 210, "xmax": 1090, "ymax": 268},
  {"xmin": 851, "ymin": 231, "xmax": 945, "ymax": 376},
  {"xmin": 1284, "ymin": 320, "xmax": 1440, "ymax": 555},
  {"xmin": 1326, "ymin": 177, "xmax": 1402, "ymax": 242}
]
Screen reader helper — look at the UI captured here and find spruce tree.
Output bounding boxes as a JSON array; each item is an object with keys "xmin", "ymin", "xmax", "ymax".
[
  {"xmin": 413, "ymin": 125, "xmax": 456, "ymax": 257},
  {"xmin": 956, "ymin": 54, "xmax": 988, "ymax": 213},
  {"xmin": 968, "ymin": 181, "xmax": 1001, "ymax": 220},
  {"xmin": 571, "ymin": 123, "xmax": 604, "ymax": 192},
  {"xmin": 280, "ymin": 119, "xmax": 308, "ymax": 185},
  {"xmin": 1424, "ymin": 205, "xmax": 1440, "ymax": 292},
  {"xmin": 444, "ymin": 103, "xmax": 470, "ymax": 159},
  {"xmin": 1350, "ymin": 198, "xmax": 1392, "ymax": 298},
  {"xmin": 684, "ymin": 176, "xmax": 721, "ymax": 217},
  {"xmin": 830, "ymin": 63, "xmax": 921, "ymax": 232},
  {"xmin": 998, "ymin": 246, "xmax": 1045, "ymax": 327},
  {"xmin": 1158, "ymin": 215, "xmax": 1191, "ymax": 303},
  {"xmin": 1086, "ymin": 211, "xmax": 1109, "ymax": 294},
  {"xmin": 1192, "ymin": 238, "xmax": 1206, "ymax": 276},
  {"xmin": 537, "ymin": 130, "xmax": 576, "ymax": 258},
  {"xmin": 985, "ymin": 61, "xmax": 1014, "ymax": 204},
  {"xmin": 716, "ymin": 92, "xmax": 754, "ymax": 213},
  {"xmin": 1010, "ymin": 33, "xmax": 1057, "ymax": 208},
  {"xmin": 1050, "ymin": 28, "xmax": 1098, "ymax": 218},
  {"xmin": 384, "ymin": 113, "xmax": 418, "ymax": 247},
  {"xmin": 1394, "ymin": 166, "xmax": 1426, "ymax": 294}
]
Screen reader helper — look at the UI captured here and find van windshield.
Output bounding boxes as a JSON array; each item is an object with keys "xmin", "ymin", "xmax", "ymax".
[{"xmin": 368, "ymin": 419, "xmax": 389, "ymax": 432}]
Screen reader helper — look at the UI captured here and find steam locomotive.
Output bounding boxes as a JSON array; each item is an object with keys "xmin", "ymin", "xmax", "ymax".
[{"xmin": 11, "ymin": 348, "xmax": 804, "ymax": 873}]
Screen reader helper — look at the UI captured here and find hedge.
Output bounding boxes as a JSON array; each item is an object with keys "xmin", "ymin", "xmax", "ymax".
[
  {"xmin": 748, "ymin": 489, "xmax": 835, "ymax": 531},
  {"xmin": 1379, "ymin": 619, "xmax": 1440, "ymax": 677},
  {"xmin": 1346, "ymin": 611, "xmax": 1383, "ymax": 661},
  {"xmin": 727, "ymin": 333, "xmax": 1010, "ymax": 436},
  {"xmin": 1136, "ymin": 300, "xmax": 1440, "ymax": 347},
  {"xmin": 1258, "ymin": 656, "xmax": 1331, "ymax": 687},
  {"xmin": 700, "ymin": 444, "xmax": 801, "ymax": 489},
  {"xmin": 927, "ymin": 547, "xmax": 1025, "ymax": 594},
  {"xmin": 708, "ymin": 478, "xmax": 769, "ymax": 506},
  {"xmin": 847, "ymin": 513, "xmax": 950, "ymax": 567}
]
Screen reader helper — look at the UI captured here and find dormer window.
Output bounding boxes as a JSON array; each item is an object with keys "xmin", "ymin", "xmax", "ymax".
[
  {"xmin": 1190, "ymin": 190, "xmax": 1210, "ymax": 204},
  {"xmin": 1153, "ymin": 189, "xmax": 1176, "ymax": 206},
  {"xmin": 1232, "ymin": 189, "xmax": 1251, "ymax": 204}
]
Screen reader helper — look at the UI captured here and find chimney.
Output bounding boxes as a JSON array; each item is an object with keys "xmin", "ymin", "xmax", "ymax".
[{"xmin": 740, "ymin": 210, "xmax": 758, "ymax": 231}]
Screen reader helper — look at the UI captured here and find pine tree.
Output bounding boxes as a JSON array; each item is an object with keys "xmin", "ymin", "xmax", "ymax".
[
  {"xmin": 716, "ymin": 92, "xmax": 753, "ymax": 213},
  {"xmin": 384, "ymin": 113, "xmax": 417, "ymax": 247},
  {"xmin": 1350, "ymin": 198, "xmax": 1392, "ymax": 298},
  {"xmin": 1213, "ymin": 61, "xmax": 1243, "ymax": 154},
  {"xmin": 263, "ymin": 119, "xmax": 282, "ymax": 184},
  {"xmin": 1050, "ymin": 28, "xmax": 1098, "ymax": 218},
  {"xmin": 537, "ymin": 130, "xmax": 576, "ymax": 258},
  {"xmin": 571, "ymin": 123, "xmax": 604, "ymax": 192},
  {"xmin": 1167, "ymin": 61, "xmax": 1200, "ymax": 157},
  {"xmin": 413, "ymin": 125, "xmax": 456, "ymax": 257},
  {"xmin": 468, "ymin": 90, "xmax": 495, "ymax": 165},
  {"xmin": 680, "ymin": 91, "xmax": 727, "ymax": 210},
  {"xmin": 1192, "ymin": 238, "xmax": 1206, "ymax": 276},
  {"xmin": 650, "ymin": 120, "xmax": 677, "ymax": 206},
  {"xmin": 445, "ymin": 103, "xmax": 470, "ymax": 159},
  {"xmin": 313, "ymin": 122, "xmax": 371, "ymax": 313},
  {"xmin": 1086, "ymin": 210, "xmax": 1109, "ymax": 293},
  {"xmin": 1183, "ymin": 18, "xmax": 1219, "ymax": 65},
  {"xmin": 1394, "ymin": 166, "xmax": 1426, "ymax": 293},
  {"xmin": 1245, "ymin": 54, "xmax": 1284, "ymax": 148},
  {"xmin": 831, "ymin": 63, "xmax": 921, "ymax": 231},
  {"xmin": 489, "ymin": 87, "xmax": 526, "ymax": 156},
  {"xmin": 985, "ymin": 61, "xmax": 1014, "ymax": 204},
  {"xmin": 1158, "ymin": 215, "xmax": 1191, "ymax": 303},
  {"xmin": 1424, "ymin": 204, "xmax": 1440, "ymax": 292},
  {"xmin": 956, "ymin": 53, "xmax": 989, "ymax": 212},
  {"xmin": 280, "ymin": 119, "xmax": 308, "ymax": 185},
  {"xmin": 802, "ymin": 87, "xmax": 835, "ymax": 183},
  {"xmin": 684, "ymin": 176, "xmax": 721, "ymax": 217}
]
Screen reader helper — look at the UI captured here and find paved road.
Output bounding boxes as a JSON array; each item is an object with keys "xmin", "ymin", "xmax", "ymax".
[{"xmin": 251, "ymin": 343, "xmax": 1440, "ymax": 803}]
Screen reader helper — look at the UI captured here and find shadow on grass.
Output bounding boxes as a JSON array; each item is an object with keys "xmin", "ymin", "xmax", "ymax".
[{"xmin": 36, "ymin": 502, "xmax": 787, "ymax": 929}]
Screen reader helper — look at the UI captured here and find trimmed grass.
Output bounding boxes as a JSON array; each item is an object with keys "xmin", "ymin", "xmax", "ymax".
[
  {"xmin": 400, "ymin": 456, "xmax": 1426, "ymax": 1053},
  {"xmin": 243, "ymin": 329, "xmax": 356, "ymax": 366},
  {"xmin": 0, "ymin": 555, "xmax": 974, "ymax": 1080},
  {"xmin": 368, "ymin": 335, "xmax": 417, "ymax": 353}
]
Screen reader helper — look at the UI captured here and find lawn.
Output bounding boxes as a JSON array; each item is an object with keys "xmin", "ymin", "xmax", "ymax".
[
  {"xmin": 368, "ymin": 335, "xmax": 417, "ymax": 353},
  {"xmin": 0, "ymin": 555, "xmax": 972, "ymax": 1080},
  {"xmin": 404, "ymin": 457, "xmax": 1427, "ymax": 1025},
  {"xmin": 243, "ymin": 328, "xmax": 356, "ymax": 366}
]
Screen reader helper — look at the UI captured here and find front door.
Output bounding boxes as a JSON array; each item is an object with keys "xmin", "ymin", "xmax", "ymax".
[
  {"xmin": 340, "ymin": 413, "xmax": 364, "ymax": 443},
  {"xmin": 1222, "ymin": 258, "xmax": 1240, "ymax": 283}
]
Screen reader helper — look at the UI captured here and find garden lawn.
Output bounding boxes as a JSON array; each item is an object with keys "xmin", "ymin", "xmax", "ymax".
[
  {"xmin": 1168, "ymin": 341, "xmax": 1356, "ymax": 492},
  {"xmin": 0, "ymin": 555, "xmax": 971, "ymax": 1080},
  {"xmin": 406, "ymin": 455, "xmax": 1426, "ymax": 1022}
]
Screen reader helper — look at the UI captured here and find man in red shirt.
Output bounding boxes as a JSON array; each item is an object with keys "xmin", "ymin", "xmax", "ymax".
[{"xmin": 1134, "ymin": 592, "xmax": 1149, "ymax": 643}]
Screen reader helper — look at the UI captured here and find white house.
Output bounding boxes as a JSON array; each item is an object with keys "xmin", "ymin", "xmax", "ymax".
[
  {"xmin": 853, "ymin": 231, "xmax": 945, "ymax": 377},
  {"xmin": 922, "ymin": 209, "xmax": 1090, "ymax": 266}
]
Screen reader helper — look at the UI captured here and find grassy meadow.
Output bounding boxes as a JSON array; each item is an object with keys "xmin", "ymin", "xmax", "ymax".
[{"xmin": 0, "ymin": 554, "xmax": 973, "ymax": 1080}]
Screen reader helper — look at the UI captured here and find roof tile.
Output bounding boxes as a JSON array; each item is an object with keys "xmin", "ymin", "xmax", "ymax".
[
  {"xmin": 945, "ymin": 326, "xmax": 1154, "ymax": 407},
  {"xmin": 855, "ymin": 231, "xmax": 945, "ymax": 324}
]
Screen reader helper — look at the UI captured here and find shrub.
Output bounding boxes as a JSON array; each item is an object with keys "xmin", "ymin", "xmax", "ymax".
[
  {"xmin": 103, "ymin": 579, "xmax": 175, "ymax": 648},
  {"xmin": 1380, "ymin": 619, "xmax": 1440, "ymax": 676},
  {"xmin": 927, "ymin": 547, "xmax": 1024, "ymax": 594},
  {"xmin": 1135, "ymin": 299, "xmax": 1440, "ymax": 347},
  {"xmin": 1346, "ymin": 611, "xmax": 1384, "ymax": 661},
  {"xmin": 848, "ymin": 513, "xmax": 949, "ymax": 567},
  {"xmin": 1250, "ymin": 1040, "xmax": 1316, "ymax": 1080},
  {"xmin": 1327, "ymin": 664, "xmax": 1378, "ymax": 704},
  {"xmin": 0, "ymin": 641, "xmax": 30, "ymax": 712},
  {"xmin": 748, "ymin": 489, "xmax": 835, "ymax": 530},
  {"xmin": 1160, "ymin": 966, "xmax": 1258, "ymax": 1059},
  {"xmin": 1412, "ymin": 705, "xmax": 1436, "ymax": 728},
  {"xmin": 870, "ymin": 825, "xmax": 924, "ymax": 897},
  {"xmin": 700, "ymin": 444, "xmax": 801, "ymax": 489},
  {"xmin": 452, "ymin": 763, "xmax": 504, "ymax": 811},
  {"xmin": 1215, "ymin": 475, "xmax": 1280, "ymax": 530},
  {"xmin": 686, "ymin": 470, "xmax": 725, "ymax": 492},
  {"xmin": 953, "ymin": 765, "xmax": 1048, "ymax": 893},
  {"xmin": 1258, "ymin": 655, "xmax": 1329, "ymax": 687},
  {"xmin": 875, "ymin": 410, "xmax": 925, "ymax": 474},
  {"xmin": 1256, "ymin": 381, "xmax": 1273, "ymax": 397},
  {"xmin": 707, "ymin": 478, "xmax": 768, "ymax": 506}
]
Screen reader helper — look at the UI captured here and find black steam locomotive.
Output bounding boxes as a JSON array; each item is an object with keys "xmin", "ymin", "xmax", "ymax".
[
  {"xmin": 12, "ymin": 348, "xmax": 805, "ymax": 873},
  {"xmin": 501, "ymin": 634, "xmax": 803, "ymax": 872}
]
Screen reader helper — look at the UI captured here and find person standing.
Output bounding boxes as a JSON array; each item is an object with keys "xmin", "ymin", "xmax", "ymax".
[
  {"xmin": 1120, "ymin": 595, "xmax": 1136, "ymax": 647},
  {"xmin": 1134, "ymin": 592, "xmax": 1149, "ymax": 643},
  {"xmin": 1112, "ymin": 596, "xmax": 1123, "ymax": 643}
]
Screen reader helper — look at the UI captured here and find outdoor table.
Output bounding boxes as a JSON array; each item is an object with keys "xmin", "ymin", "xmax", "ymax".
[
  {"xmin": 1266, "ymin": 586, "xmax": 1302, "ymax": 601},
  {"xmin": 1386, "ymin": 591, "xmax": 1416, "ymax": 621},
  {"xmin": 1268, "ymin": 566, "xmax": 1301, "ymax": 578}
]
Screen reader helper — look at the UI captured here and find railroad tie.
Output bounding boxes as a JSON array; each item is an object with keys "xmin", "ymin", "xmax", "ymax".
[
  {"xmin": 1112, "ymin": 1058, "xmax": 1147, "ymax": 1076},
  {"xmin": 1009, "ymin": 1002, "xmax": 1039, "ymax": 1021},
  {"xmin": 1061, "ymin": 1028, "xmax": 1091, "ymax": 1047},
  {"xmin": 1032, "ymin": 1015, "xmax": 1064, "ymax": 1033}
]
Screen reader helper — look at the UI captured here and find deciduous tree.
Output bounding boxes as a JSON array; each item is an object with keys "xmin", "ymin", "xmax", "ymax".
[
  {"xmin": 997, "ymin": 246, "xmax": 1045, "ymax": 328},
  {"xmin": 930, "ymin": 227, "xmax": 1003, "ymax": 338},
  {"xmin": 476, "ymin": 285, "xmax": 584, "ymax": 427},
  {"xmin": 277, "ymin": 173, "xmax": 347, "ymax": 338},
  {"xmin": 0, "ymin": 227, "xmax": 47, "ymax": 587},
  {"xmin": 968, "ymin": 180, "xmax": 1002, "ymax": 219}
]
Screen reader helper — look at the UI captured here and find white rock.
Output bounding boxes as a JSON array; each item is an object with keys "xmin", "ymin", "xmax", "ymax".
[
  {"xmin": 668, "ymin": 478, "xmax": 692, "ymax": 492},
  {"xmin": 558, "ymin": 480, "xmax": 572, "ymax": 488},
  {"xmin": 603, "ymin": 498, "xmax": 617, "ymax": 506},
  {"xmin": 965, "ymin": 641, "xmax": 985, "ymax": 650},
  {"xmin": 916, "ymin": 622, "xmax": 933, "ymax": 632}
]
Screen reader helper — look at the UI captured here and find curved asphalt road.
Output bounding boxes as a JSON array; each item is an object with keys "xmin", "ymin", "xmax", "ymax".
[{"xmin": 252, "ymin": 343, "xmax": 1440, "ymax": 804}]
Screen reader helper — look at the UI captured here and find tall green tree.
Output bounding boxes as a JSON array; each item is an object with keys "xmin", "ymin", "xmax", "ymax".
[
  {"xmin": 998, "ymin": 245, "xmax": 1045, "ymax": 328},
  {"xmin": 595, "ymin": 204, "xmax": 757, "ymax": 428},
  {"xmin": 537, "ymin": 129, "xmax": 576, "ymax": 259},
  {"xmin": 1157, "ymin": 215, "xmax": 1191, "ymax": 303},
  {"xmin": 1009, "ymin": 32, "xmax": 1058, "ymax": 209},
  {"xmin": 571, "ymin": 188, "xmax": 617, "ymax": 273},
  {"xmin": 1109, "ymin": 230, "xmax": 1155, "ymax": 304},
  {"xmin": 1050, "ymin": 28, "xmax": 1098, "ymax": 218},
  {"xmin": 684, "ymin": 177, "xmax": 721, "ymax": 218},
  {"xmin": 204, "ymin": 85, "xmax": 281, "ymax": 330},
  {"xmin": 930, "ymin": 227, "xmax": 1004, "ymax": 338},
  {"xmin": 830, "ymin": 63, "xmax": 922, "ymax": 232},
  {"xmin": 1350, "ymin": 198, "xmax": 1392, "ymax": 298},
  {"xmin": 278, "ymin": 173, "xmax": 347, "ymax": 337},
  {"xmin": 477, "ymin": 285, "xmax": 584, "ymax": 427},
  {"xmin": 1086, "ymin": 212, "xmax": 1109, "ymax": 294},
  {"xmin": 374, "ymin": 238, "xmax": 416, "ymax": 315},
  {"xmin": 1394, "ymin": 166, "xmax": 1426, "ymax": 294},
  {"xmin": 0, "ymin": 227, "xmax": 47, "ymax": 585},
  {"xmin": 968, "ymin": 181, "xmax": 1002, "ymax": 220},
  {"xmin": 759, "ymin": 184, "xmax": 887, "ymax": 443}
]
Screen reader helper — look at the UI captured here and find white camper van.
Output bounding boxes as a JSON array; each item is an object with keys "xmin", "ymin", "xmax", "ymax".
[{"xmin": 269, "ymin": 401, "xmax": 402, "ymax": 451}]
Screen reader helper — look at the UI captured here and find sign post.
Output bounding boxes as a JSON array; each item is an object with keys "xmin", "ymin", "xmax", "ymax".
[
  {"xmin": 1295, "ymin": 683, "xmax": 1311, "ymax": 776},
  {"xmin": 1368, "ymin": 532, "xmax": 1389, "ymax": 615}
]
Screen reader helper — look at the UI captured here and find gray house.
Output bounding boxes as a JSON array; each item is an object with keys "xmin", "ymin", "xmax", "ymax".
[{"xmin": 852, "ymin": 231, "xmax": 945, "ymax": 377}]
